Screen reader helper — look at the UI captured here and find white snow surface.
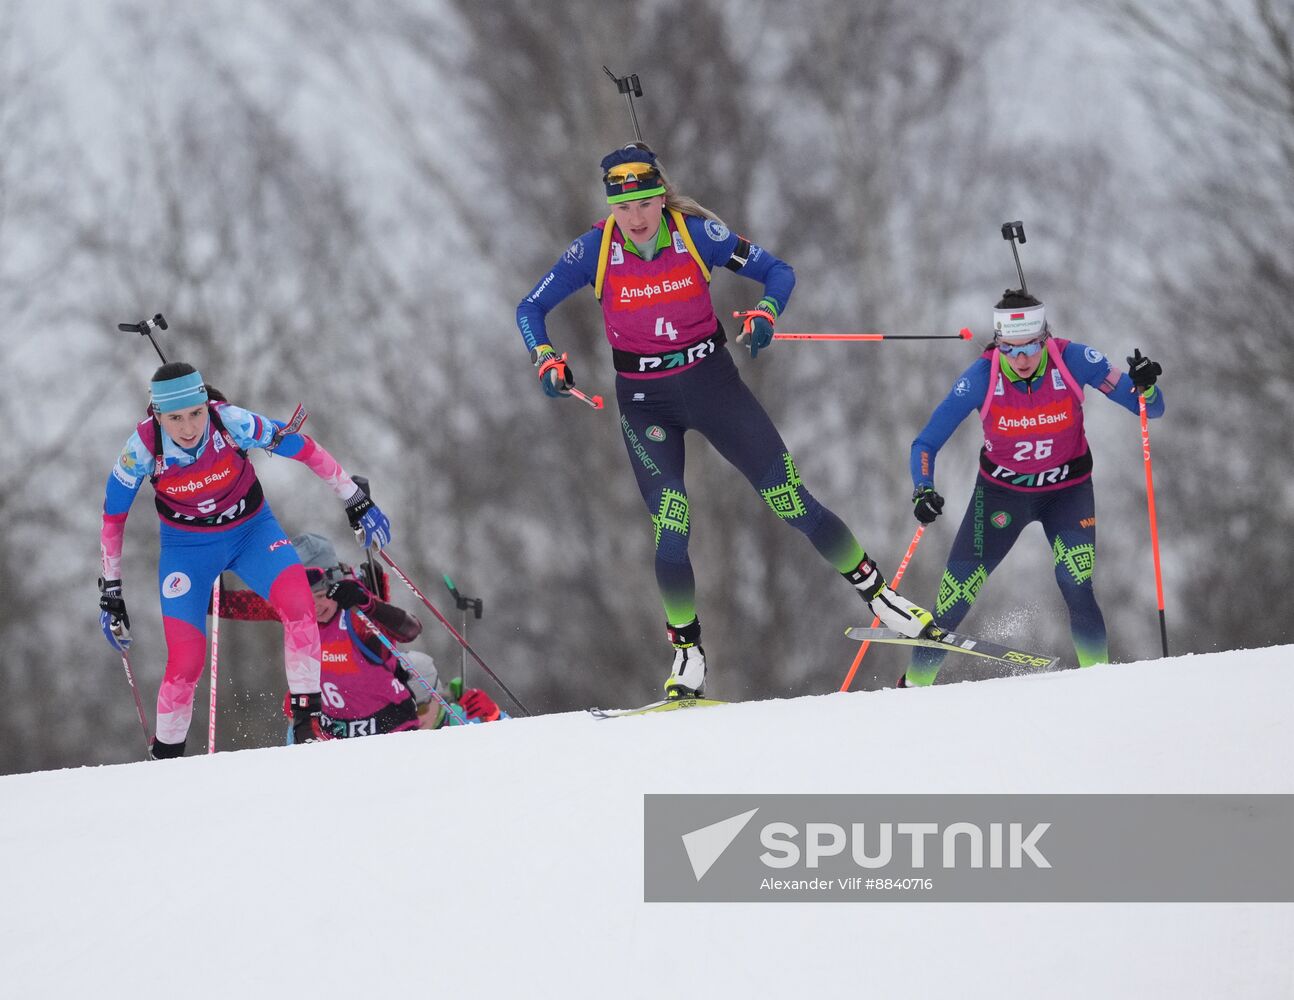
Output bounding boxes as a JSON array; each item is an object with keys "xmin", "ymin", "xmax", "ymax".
[{"xmin": 3, "ymin": 647, "xmax": 1292, "ymax": 999}]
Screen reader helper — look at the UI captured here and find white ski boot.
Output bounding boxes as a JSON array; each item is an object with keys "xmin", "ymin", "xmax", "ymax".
[
  {"xmin": 664, "ymin": 618, "xmax": 707, "ymax": 699},
  {"xmin": 844, "ymin": 557, "xmax": 935, "ymax": 639}
]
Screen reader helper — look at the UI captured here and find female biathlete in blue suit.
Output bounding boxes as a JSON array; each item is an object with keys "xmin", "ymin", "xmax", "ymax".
[
  {"xmin": 903, "ymin": 289, "xmax": 1165, "ymax": 686},
  {"xmin": 98, "ymin": 362, "xmax": 391, "ymax": 756},
  {"xmin": 516, "ymin": 143, "xmax": 934, "ymax": 698}
]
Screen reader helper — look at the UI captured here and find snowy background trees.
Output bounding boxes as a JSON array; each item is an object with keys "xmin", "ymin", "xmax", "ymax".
[{"xmin": 2, "ymin": 0, "xmax": 1289, "ymax": 773}]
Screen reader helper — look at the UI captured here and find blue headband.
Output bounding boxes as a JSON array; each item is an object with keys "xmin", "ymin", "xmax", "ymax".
[
  {"xmin": 601, "ymin": 144, "xmax": 666, "ymax": 204},
  {"xmin": 150, "ymin": 371, "xmax": 209, "ymax": 413}
]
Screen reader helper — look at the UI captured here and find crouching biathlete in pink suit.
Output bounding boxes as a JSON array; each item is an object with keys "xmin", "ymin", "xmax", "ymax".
[
  {"xmin": 220, "ymin": 532, "xmax": 505, "ymax": 740},
  {"xmin": 97, "ymin": 362, "xmax": 392, "ymax": 758}
]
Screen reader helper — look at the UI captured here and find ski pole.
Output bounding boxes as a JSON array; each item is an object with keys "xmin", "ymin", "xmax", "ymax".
[
  {"xmin": 569, "ymin": 387, "xmax": 605, "ymax": 410},
  {"xmin": 349, "ymin": 470, "xmax": 383, "ymax": 597},
  {"xmin": 351, "ymin": 609, "xmax": 469, "ymax": 726},
  {"xmin": 378, "ymin": 550, "xmax": 532, "ymax": 716},
  {"xmin": 443, "ymin": 574, "xmax": 484, "ymax": 692},
  {"xmin": 771, "ymin": 329, "xmax": 975, "ymax": 343},
  {"xmin": 118, "ymin": 650, "xmax": 152, "ymax": 753},
  {"xmin": 839, "ymin": 524, "xmax": 927, "ymax": 692},
  {"xmin": 116, "ymin": 313, "xmax": 169, "ymax": 364},
  {"xmin": 207, "ymin": 576, "xmax": 221, "ymax": 754},
  {"xmin": 1138, "ymin": 395, "xmax": 1169, "ymax": 656}
]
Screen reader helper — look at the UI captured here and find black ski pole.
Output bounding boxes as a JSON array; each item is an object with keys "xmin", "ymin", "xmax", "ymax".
[
  {"xmin": 443, "ymin": 574, "xmax": 483, "ymax": 693},
  {"xmin": 1000, "ymin": 221, "xmax": 1029, "ymax": 294},
  {"xmin": 381, "ymin": 550, "xmax": 531, "ymax": 717},
  {"xmin": 351, "ymin": 476, "xmax": 382, "ymax": 594},
  {"xmin": 117, "ymin": 313, "xmax": 170, "ymax": 364},
  {"xmin": 602, "ymin": 66, "xmax": 645, "ymax": 144}
]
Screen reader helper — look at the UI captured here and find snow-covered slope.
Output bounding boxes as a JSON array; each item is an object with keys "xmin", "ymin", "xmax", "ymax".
[{"xmin": 3, "ymin": 649, "xmax": 1291, "ymax": 999}]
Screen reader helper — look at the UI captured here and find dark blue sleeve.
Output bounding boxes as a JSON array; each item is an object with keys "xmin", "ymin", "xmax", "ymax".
[
  {"xmin": 1062, "ymin": 342, "xmax": 1165, "ymax": 419},
  {"xmin": 910, "ymin": 358, "xmax": 991, "ymax": 489},
  {"xmin": 684, "ymin": 216, "xmax": 795, "ymax": 317},
  {"xmin": 516, "ymin": 229, "xmax": 602, "ymax": 354}
]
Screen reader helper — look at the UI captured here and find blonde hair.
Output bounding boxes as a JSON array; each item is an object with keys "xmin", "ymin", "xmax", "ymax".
[{"xmin": 656, "ymin": 160, "xmax": 724, "ymax": 226}]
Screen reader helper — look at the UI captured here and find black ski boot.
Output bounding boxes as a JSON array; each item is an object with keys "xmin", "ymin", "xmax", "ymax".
[
  {"xmin": 149, "ymin": 737, "xmax": 186, "ymax": 760},
  {"xmin": 663, "ymin": 618, "xmax": 707, "ymax": 699},
  {"xmin": 289, "ymin": 692, "xmax": 326, "ymax": 744}
]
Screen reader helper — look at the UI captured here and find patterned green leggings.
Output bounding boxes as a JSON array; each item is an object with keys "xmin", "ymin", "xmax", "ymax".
[{"xmin": 907, "ymin": 478, "xmax": 1107, "ymax": 685}]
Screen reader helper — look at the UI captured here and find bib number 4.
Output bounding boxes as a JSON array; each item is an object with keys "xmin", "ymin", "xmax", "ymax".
[{"xmin": 653, "ymin": 316, "xmax": 679, "ymax": 342}]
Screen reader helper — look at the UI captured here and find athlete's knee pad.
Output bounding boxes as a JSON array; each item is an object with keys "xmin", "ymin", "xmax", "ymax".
[{"xmin": 651, "ymin": 485, "xmax": 691, "ymax": 564}]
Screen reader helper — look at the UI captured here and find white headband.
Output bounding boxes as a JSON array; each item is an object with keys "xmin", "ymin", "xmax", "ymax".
[{"xmin": 993, "ymin": 302, "xmax": 1046, "ymax": 342}]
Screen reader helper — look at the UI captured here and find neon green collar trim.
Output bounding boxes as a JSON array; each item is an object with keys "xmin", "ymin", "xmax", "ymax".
[
  {"xmin": 999, "ymin": 343, "xmax": 1050, "ymax": 383},
  {"xmin": 622, "ymin": 213, "xmax": 670, "ymax": 259}
]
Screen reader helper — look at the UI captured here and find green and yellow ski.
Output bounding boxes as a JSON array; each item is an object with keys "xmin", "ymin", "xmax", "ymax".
[
  {"xmin": 845, "ymin": 626, "xmax": 1060, "ymax": 671},
  {"xmin": 589, "ymin": 697, "xmax": 726, "ymax": 719}
]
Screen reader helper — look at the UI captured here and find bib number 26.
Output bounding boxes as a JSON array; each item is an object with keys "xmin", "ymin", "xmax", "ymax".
[{"xmin": 1013, "ymin": 439, "xmax": 1053, "ymax": 463}]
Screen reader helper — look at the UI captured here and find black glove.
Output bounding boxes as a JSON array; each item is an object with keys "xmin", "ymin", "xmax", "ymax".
[
  {"xmin": 1126, "ymin": 349, "xmax": 1162, "ymax": 392},
  {"xmin": 912, "ymin": 487, "xmax": 945, "ymax": 524},
  {"xmin": 98, "ymin": 577, "xmax": 132, "ymax": 652},
  {"xmin": 325, "ymin": 578, "xmax": 374, "ymax": 612}
]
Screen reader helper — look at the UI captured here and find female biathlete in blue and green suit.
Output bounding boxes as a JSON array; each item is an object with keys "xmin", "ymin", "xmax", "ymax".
[
  {"xmin": 516, "ymin": 143, "xmax": 935, "ymax": 698},
  {"xmin": 902, "ymin": 289, "xmax": 1165, "ymax": 686}
]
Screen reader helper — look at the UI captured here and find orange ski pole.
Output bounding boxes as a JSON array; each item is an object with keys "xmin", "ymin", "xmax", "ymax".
[
  {"xmin": 1139, "ymin": 395, "xmax": 1169, "ymax": 656},
  {"xmin": 839, "ymin": 524, "xmax": 926, "ymax": 691}
]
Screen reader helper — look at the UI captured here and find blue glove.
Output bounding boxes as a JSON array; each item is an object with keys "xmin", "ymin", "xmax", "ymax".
[
  {"xmin": 531, "ymin": 345, "xmax": 574, "ymax": 398},
  {"xmin": 345, "ymin": 490, "xmax": 391, "ymax": 549},
  {"xmin": 98, "ymin": 577, "xmax": 132, "ymax": 652},
  {"xmin": 734, "ymin": 300, "xmax": 777, "ymax": 359}
]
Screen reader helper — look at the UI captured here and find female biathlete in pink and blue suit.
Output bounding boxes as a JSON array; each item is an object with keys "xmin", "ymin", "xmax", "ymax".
[
  {"xmin": 516, "ymin": 143, "xmax": 935, "ymax": 699},
  {"xmin": 902, "ymin": 289, "xmax": 1165, "ymax": 686},
  {"xmin": 98, "ymin": 362, "xmax": 391, "ymax": 757}
]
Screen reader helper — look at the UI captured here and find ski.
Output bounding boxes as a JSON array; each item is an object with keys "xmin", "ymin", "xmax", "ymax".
[
  {"xmin": 589, "ymin": 696, "xmax": 726, "ymax": 719},
  {"xmin": 844, "ymin": 626, "xmax": 1060, "ymax": 671}
]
